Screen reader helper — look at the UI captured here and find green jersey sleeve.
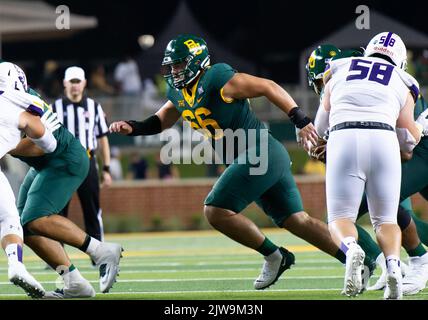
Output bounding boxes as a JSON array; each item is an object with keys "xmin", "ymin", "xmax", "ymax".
[{"xmin": 205, "ymin": 63, "xmax": 236, "ymax": 91}]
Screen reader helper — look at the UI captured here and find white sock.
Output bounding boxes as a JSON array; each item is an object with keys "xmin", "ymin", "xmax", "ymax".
[
  {"xmin": 265, "ymin": 248, "xmax": 282, "ymax": 262},
  {"xmin": 62, "ymin": 268, "xmax": 84, "ymax": 289},
  {"xmin": 5, "ymin": 244, "xmax": 22, "ymax": 264},
  {"xmin": 386, "ymin": 255, "xmax": 401, "ymax": 276},
  {"xmin": 341, "ymin": 237, "xmax": 357, "ymax": 254},
  {"xmin": 86, "ymin": 237, "xmax": 101, "ymax": 256}
]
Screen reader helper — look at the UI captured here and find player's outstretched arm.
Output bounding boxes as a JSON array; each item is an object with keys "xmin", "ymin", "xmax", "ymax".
[
  {"xmin": 109, "ymin": 101, "xmax": 180, "ymax": 136},
  {"xmin": 221, "ymin": 73, "xmax": 319, "ymax": 145}
]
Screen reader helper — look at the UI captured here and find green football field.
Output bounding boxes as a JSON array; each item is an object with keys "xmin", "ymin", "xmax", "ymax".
[{"xmin": 1, "ymin": 228, "xmax": 427, "ymax": 300}]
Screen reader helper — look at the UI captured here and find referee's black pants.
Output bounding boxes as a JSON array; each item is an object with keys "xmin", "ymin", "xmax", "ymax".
[{"xmin": 60, "ymin": 156, "xmax": 103, "ymax": 241}]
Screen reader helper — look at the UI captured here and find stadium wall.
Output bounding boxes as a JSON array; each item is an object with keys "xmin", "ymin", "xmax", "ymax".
[{"xmin": 68, "ymin": 176, "xmax": 428, "ymax": 232}]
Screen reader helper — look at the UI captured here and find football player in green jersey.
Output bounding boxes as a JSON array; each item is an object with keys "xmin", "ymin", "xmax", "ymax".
[
  {"xmin": 306, "ymin": 45, "xmax": 428, "ymax": 295},
  {"xmin": 0, "ymin": 61, "xmax": 123, "ymax": 298},
  {"xmin": 111, "ymin": 34, "xmax": 365, "ymax": 290}
]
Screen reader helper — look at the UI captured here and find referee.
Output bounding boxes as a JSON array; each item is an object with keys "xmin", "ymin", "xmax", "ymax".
[{"xmin": 52, "ymin": 66, "xmax": 112, "ymax": 245}]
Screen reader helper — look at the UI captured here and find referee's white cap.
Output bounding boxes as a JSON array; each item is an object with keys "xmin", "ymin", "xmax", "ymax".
[{"xmin": 64, "ymin": 66, "xmax": 86, "ymax": 81}]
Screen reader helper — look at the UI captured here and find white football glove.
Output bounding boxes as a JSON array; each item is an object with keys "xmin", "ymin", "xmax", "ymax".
[
  {"xmin": 40, "ymin": 110, "xmax": 61, "ymax": 133},
  {"xmin": 416, "ymin": 108, "xmax": 428, "ymax": 136}
]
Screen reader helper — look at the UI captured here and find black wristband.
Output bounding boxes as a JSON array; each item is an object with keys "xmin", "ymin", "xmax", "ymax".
[
  {"xmin": 102, "ymin": 165, "xmax": 110, "ymax": 173},
  {"xmin": 126, "ymin": 115, "xmax": 162, "ymax": 136},
  {"xmin": 288, "ymin": 106, "xmax": 312, "ymax": 129}
]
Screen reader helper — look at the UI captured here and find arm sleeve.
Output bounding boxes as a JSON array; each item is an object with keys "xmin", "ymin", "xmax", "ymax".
[
  {"xmin": 314, "ymin": 102, "xmax": 330, "ymax": 137},
  {"xmin": 396, "ymin": 69, "xmax": 420, "ymax": 102}
]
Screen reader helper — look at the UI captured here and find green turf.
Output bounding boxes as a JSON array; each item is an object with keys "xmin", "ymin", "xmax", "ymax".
[{"xmin": 1, "ymin": 228, "xmax": 427, "ymax": 300}]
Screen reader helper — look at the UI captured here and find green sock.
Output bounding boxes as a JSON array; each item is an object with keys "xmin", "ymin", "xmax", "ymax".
[
  {"xmin": 257, "ymin": 237, "xmax": 279, "ymax": 256},
  {"xmin": 356, "ymin": 224, "xmax": 382, "ymax": 260},
  {"xmin": 68, "ymin": 264, "xmax": 76, "ymax": 272},
  {"xmin": 334, "ymin": 249, "xmax": 346, "ymax": 264},
  {"xmin": 412, "ymin": 212, "xmax": 428, "ymax": 246},
  {"xmin": 407, "ymin": 242, "xmax": 427, "ymax": 257}
]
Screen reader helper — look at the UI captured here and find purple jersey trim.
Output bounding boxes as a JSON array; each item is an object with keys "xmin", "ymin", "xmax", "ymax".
[
  {"xmin": 27, "ymin": 104, "xmax": 44, "ymax": 116},
  {"xmin": 410, "ymin": 84, "xmax": 420, "ymax": 100}
]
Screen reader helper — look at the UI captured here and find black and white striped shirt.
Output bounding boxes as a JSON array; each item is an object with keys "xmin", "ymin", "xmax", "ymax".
[{"xmin": 51, "ymin": 96, "xmax": 109, "ymax": 151}]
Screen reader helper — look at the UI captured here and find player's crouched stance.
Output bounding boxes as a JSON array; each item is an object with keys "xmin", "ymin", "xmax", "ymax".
[
  {"xmin": 321, "ymin": 32, "xmax": 423, "ymax": 300},
  {"xmin": 0, "ymin": 62, "xmax": 123, "ymax": 298},
  {"xmin": 111, "ymin": 34, "xmax": 359, "ymax": 291}
]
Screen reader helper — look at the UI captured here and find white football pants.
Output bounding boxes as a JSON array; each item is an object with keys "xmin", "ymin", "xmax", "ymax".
[
  {"xmin": 0, "ymin": 169, "xmax": 23, "ymax": 240},
  {"xmin": 326, "ymin": 129, "xmax": 401, "ymax": 231}
]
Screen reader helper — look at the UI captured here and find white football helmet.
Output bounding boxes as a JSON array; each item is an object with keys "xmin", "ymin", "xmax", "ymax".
[
  {"xmin": 0, "ymin": 61, "xmax": 28, "ymax": 92},
  {"xmin": 364, "ymin": 32, "xmax": 407, "ymax": 70}
]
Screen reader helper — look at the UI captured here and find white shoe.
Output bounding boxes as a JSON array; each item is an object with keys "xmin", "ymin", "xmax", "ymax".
[
  {"xmin": 43, "ymin": 278, "xmax": 95, "ymax": 299},
  {"xmin": 8, "ymin": 261, "xmax": 45, "ymax": 298},
  {"xmin": 368, "ymin": 254, "xmax": 407, "ymax": 291},
  {"xmin": 384, "ymin": 272, "xmax": 403, "ymax": 300},
  {"xmin": 343, "ymin": 245, "xmax": 365, "ymax": 297},
  {"xmin": 402, "ymin": 254, "xmax": 428, "ymax": 295},
  {"xmin": 254, "ymin": 247, "xmax": 295, "ymax": 290},
  {"xmin": 92, "ymin": 242, "xmax": 123, "ymax": 293}
]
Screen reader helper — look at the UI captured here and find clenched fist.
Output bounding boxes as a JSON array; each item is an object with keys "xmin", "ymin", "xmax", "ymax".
[{"xmin": 109, "ymin": 121, "xmax": 133, "ymax": 135}]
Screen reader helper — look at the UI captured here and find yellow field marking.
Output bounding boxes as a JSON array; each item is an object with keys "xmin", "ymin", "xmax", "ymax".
[
  {"xmin": 0, "ymin": 243, "xmax": 319, "ymax": 263},
  {"xmin": 104, "ymin": 228, "xmax": 289, "ymax": 240}
]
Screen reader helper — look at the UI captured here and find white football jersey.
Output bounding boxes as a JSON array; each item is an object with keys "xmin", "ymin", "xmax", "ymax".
[
  {"xmin": 0, "ymin": 94, "xmax": 25, "ymax": 159},
  {"xmin": 326, "ymin": 56, "xmax": 416, "ymax": 128}
]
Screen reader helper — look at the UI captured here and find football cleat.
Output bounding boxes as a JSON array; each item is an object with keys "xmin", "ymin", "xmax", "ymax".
[
  {"xmin": 359, "ymin": 261, "xmax": 376, "ymax": 294},
  {"xmin": 384, "ymin": 272, "xmax": 403, "ymax": 300},
  {"xmin": 92, "ymin": 243, "xmax": 123, "ymax": 293},
  {"xmin": 43, "ymin": 278, "xmax": 95, "ymax": 299},
  {"xmin": 8, "ymin": 261, "xmax": 45, "ymax": 299},
  {"xmin": 254, "ymin": 247, "xmax": 295, "ymax": 290},
  {"xmin": 402, "ymin": 254, "xmax": 428, "ymax": 295},
  {"xmin": 368, "ymin": 254, "xmax": 408, "ymax": 291},
  {"xmin": 343, "ymin": 245, "xmax": 365, "ymax": 297}
]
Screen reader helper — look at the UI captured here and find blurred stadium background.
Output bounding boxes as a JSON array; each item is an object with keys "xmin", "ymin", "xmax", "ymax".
[{"xmin": 2, "ymin": 0, "xmax": 428, "ymax": 234}]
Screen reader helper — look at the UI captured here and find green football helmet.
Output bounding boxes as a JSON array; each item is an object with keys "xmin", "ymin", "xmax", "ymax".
[
  {"xmin": 331, "ymin": 48, "xmax": 364, "ymax": 61},
  {"xmin": 306, "ymin": 44, "xmax": 340, "ymax": 95},
  {"xmin": 161, "ymin": 34, "xmax": 210, "ymax": 89}
]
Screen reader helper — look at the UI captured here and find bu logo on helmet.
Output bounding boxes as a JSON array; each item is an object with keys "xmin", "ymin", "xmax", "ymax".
[{"xmin": 184, "ymin": 40, "xmax": 203, "ymax": 55}]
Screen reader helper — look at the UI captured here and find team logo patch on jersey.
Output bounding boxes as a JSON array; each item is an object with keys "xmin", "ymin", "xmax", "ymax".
[{"xmin": 178, "ymin": 100, "xmax": 185, "ymax": 107}]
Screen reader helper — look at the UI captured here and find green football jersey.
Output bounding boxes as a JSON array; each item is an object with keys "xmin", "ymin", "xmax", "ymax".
[
  {"xmin": 166, "ymin": 63, "xmax": 266, "ymax": 161},
  {"xmin": 414, "ymin": 95, "xmax": 428, "ymax": 150}
]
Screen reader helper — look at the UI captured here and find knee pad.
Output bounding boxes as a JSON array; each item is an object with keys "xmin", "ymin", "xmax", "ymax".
[
  {"xmin": 1, "ymin": 215, "xmax": 23, "ymax": 240},
  {"xmin": 397, "ymin": 205, "xmax": 412, "ymax": 231}
]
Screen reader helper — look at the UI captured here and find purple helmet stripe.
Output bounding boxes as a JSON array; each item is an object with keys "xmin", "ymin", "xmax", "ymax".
[{"xmin": 384, "ymin": 32, "xmax": 393, "ymax": 47}]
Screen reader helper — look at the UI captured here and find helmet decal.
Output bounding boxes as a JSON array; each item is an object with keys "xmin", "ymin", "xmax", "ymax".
[
  {"xmin": 184, "ymin": 39, "xmax": 203, "ymax": 55},
  {"xmin": 162, "ymin": 34, "xmax": 210, "ymax": 89}
]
